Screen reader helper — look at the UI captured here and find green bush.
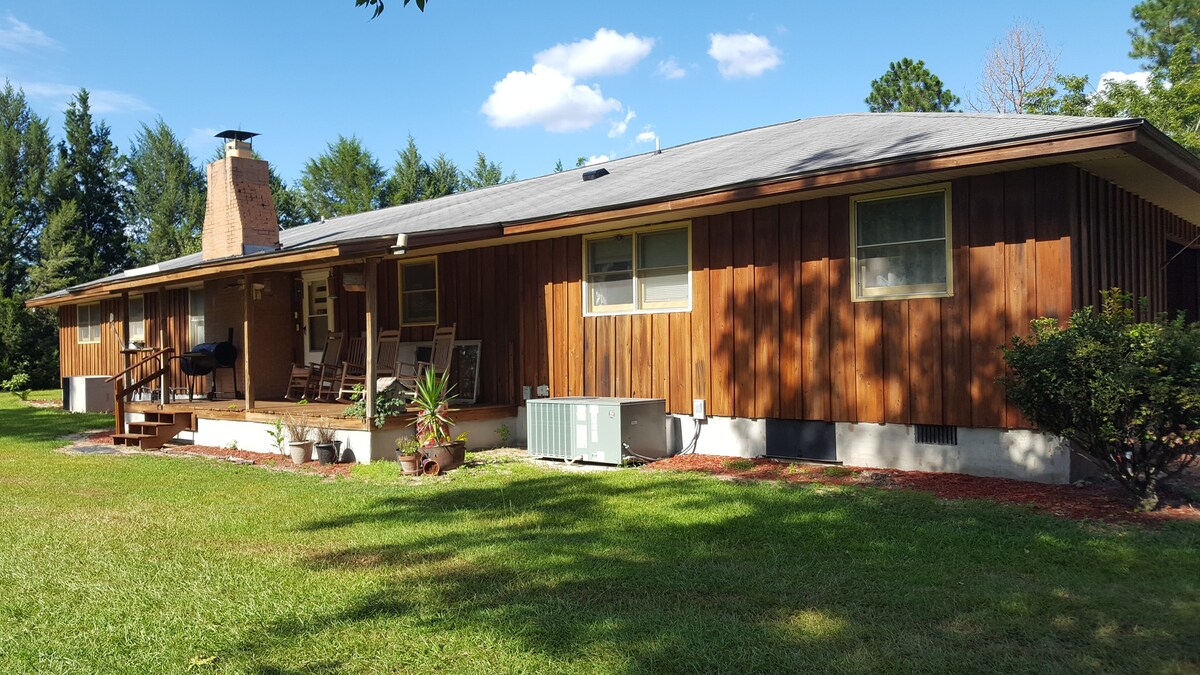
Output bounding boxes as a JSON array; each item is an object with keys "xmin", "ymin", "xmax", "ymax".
[
  {"xmin": 1, "ymin": 372, "xmax": 31, "ymax": 401},
  {"xmin": 1003, "ymin": 289, "xmax": 1200, "ymax": 510}
]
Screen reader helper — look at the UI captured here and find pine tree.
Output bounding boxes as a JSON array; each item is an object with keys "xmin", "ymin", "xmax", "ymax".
[
  {"xmin": 460, "ymin": 151, "xmax": 515, "ymax": 191},
  {"xmin": 0, "ymin": 81, "xmax": 53, "ymax": 296},
  {"xmin": 388, "ymin": 135, "xmax": 430, "ymax": 204},
  {"xmin": 126, "ymin": 119, "xmax": 206, "ymax": 264},
  {"xmin": 47, "ymin": 89, "xmax": 127, "ymax": 283},
  {"xmin": 269, "ymin": 166, "xmax": 316, "ymax": 229},
  {"xmin": 424, "ymin": 153, "xmax": 460, "ymax": 199},
  {"xmin": 866, "ymin": 58, "xmax": 960, "ymax": 112},
  {"xmin": 298, "ymin": 135, "xmax": 387, "ymax": 218}
]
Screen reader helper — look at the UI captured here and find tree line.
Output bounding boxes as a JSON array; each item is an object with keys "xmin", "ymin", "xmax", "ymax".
[{"xmin": 0, "ymin": 83, "xmax": 515, "ymax": 388}]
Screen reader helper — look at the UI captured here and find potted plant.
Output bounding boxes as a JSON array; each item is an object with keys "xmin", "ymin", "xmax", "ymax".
[
  {"xmin": 314, "ymin": 426, "xmax": 339, "ymax": 466},
  {"xmin": 407, "ymin": 368, "xmax": 465, "ymax": 474},
  {"xmin": 283, "ymin": 414, "xmax": 313, "ymax": 465},
  {"xmin": 395, "ymin": 436, "xmax": 422, "ymax": 475}
]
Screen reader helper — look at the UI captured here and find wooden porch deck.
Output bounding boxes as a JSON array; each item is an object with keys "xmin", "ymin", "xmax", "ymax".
[{"xmin": 126, "ymin": 398, "xmax": 518, "ymax": 431}]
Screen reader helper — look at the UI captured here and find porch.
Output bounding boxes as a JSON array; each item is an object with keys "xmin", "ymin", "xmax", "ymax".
[
  {"xmin": 126, "ymin": 398, "xmax": 518, "ymax": 431},
  {"xmin": 121, "ymin": 397, "xmax": 521, "ymax": 463}
]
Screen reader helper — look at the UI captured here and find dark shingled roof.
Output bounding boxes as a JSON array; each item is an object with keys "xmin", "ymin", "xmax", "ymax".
[{"xmin": 38, "ymin": 112, "xmax": 1138, "ymax": 301}]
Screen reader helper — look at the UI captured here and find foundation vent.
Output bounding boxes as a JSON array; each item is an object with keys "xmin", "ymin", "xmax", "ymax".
[{"xmin": 915, "ymin": 424, "xmax": 958, "ymax": 446}]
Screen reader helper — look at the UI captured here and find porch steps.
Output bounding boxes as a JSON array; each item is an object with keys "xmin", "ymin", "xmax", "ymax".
[{"xmin": 113, "ymin": 411, "xmax": 196, "ymax": 450}]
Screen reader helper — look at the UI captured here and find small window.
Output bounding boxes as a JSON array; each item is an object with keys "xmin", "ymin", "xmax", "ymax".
[
  {"xmin": 188, "ymin": 288, "xmax": 205, "ymax": 347},
  {"xmin": 77, "ymin": 303, "xmax": 102, "ymax": 344},
  {"xmin": 851, "ymin": 185, "xmax": 952, "ymax": 300},
  {"xmin": 586, "ymin": 224, "xmax": 690, "ymax": 315},
  {"xmin": 128, "ymin": 295, "xmax": 145, "ymax": 344},
  {"xmin": 400, "ymin": 259, "xmax": 438, "ymax": 326}
]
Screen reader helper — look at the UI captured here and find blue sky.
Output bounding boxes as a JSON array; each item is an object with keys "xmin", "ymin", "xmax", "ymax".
[{"xmin": 1, "ymin": 1, "xmax": 1147, "ymax": 186}]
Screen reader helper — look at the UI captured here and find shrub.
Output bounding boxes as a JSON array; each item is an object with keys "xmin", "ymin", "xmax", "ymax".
[
  {"xmin": 1, "ymin": 372, "xmax": 31, "ymax": 401},
  {"xmin": 1002, "ymin": 289, "xmax": 1200, "ymax": 510}
]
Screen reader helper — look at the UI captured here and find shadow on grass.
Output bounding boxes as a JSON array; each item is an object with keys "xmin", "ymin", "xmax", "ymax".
[{"xmin": 228, "ymin": 470, "xmax": 1200, "ymax": 672}]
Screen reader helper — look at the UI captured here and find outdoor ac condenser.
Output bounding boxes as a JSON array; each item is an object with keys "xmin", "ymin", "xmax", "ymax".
[{"xmin": 526, "ymin": 397, "xmax": 669, "ymax": 465}]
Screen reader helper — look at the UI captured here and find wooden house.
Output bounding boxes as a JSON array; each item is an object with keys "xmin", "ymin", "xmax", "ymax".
[{"xmin": 29, "ymin": 114, "xmax": 1200, "ymax": 479}]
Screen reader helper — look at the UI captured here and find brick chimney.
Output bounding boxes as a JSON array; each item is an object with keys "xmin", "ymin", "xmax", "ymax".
[{"xmin": 201, "ymin": 131, "xmax": 279, "ymax": 261}]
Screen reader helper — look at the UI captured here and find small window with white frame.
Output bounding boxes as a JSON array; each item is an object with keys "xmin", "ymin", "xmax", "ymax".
[
  {"xmin": 188, "ymin": 288, "xmax": 205, "ymax": 346},
  {"xmin": 128, "ymin": 295, "xmax": 145, "ymax": 345},
  {"xmin": 77, "ymin": 302, "xmax": 102, "ymax": 344},
  {"xmin": 585, "ymin": 222, "xmax": 691, "ymax": 315},
  {"xmin": 851, "ymin": 184, "xmax": 952, "ymax": 301},
  {"xmin": 399, "ymin": 258, "xmax": 438, "ymax": 326}
]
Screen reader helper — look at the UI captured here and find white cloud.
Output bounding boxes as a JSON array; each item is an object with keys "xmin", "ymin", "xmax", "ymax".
[
  {"xmin": 0, "ymin": 16, "xmax": 58, "ymax": 52},
  {"xmin": 608, "ymin": 108, "xmax": 635, "ymax": 138},
  {"xmin": 1099, "ymin": 70, "xmax": 1152, "ymax": 92},
  {"xmin": 482, "ymin": 64, "xmax": 621, "ymax": 132},
  {"xmin": 583, "ymin": 154, "xmax": 610, "ymax": 166},
  {"xmin": 534, "ymin": 28, "xmax": 654, "ymax": 78},
  {"xmin": 655, "ymin": 57, "xmax": 686, "ymax": 80},
  {"xmin": 20, "ymin": 81, "xmax": 153, "ymax": 114},
  {"xmin": 707, "ymin": 32, "xmax": 781, "ymax": 79},
  {"xmin": 636, "ymin": 129, "xmax": 658, "ymax": 144}
]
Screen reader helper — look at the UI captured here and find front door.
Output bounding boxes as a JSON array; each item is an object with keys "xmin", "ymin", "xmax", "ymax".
[{"xmin": 302, "ymin": 270, "xmax": 335, "ymax": 364}]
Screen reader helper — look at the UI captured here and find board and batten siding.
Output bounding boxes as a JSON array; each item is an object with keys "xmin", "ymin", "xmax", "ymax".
[
  {"xmin": 1072, "ymin": 169, "xmax": 1199, "ymax": 315},
  {"xmin": 520, "ymin": 166, "xmax": 1075, "ymax": 430},
  {"xmin": 54, "ymin": 164, "xmax": 1197, "ymax": 426}
]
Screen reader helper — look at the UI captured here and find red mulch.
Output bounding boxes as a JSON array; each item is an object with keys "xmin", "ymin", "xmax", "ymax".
[
  {"xmin": 85, "ymin": 431, "xmax": 114, "ymax": 445},
  {"xmin": 85, "ymin": 435, "xmax": 354, "ymax": 478},
  {"xmin": 646, "ymin": 454, "xmax": 1200, "ymax": 527},
  {"xmin": 160, "ymin": 445, "xmax": 355, "ymax": 477}
]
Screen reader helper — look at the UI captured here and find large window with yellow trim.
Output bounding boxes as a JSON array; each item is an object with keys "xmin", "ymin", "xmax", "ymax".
[
  {"xmin": 584, "ymin": 222, "xmax": 691, "ymax": 315},
  {"xmin": 399, "ymin": 258, "xmax": 438, "ymax": 326},
  {"xmin": 850, "ymin": 184, "xmax": 952, "ymax": 301},
  {"xmin": 77, "ymin": 302, "xmax": 102, "ymax": 344}
]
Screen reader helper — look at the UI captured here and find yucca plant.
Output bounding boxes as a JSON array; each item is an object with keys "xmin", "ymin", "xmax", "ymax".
[{"xmin": 408, "ymin": 367, "xmax": 456, "ymax": 448}]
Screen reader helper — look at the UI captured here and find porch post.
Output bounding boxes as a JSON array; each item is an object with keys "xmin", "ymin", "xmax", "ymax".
[
  {"xmin": 156, "ymin": 285, "xmax": 168, "ymax": 406},
  {"xmin": 242, "ymin": 273, "xmax": 255, "ymax": 410},
  {"xmin": 364, "ymin": 257, "xmax": 380, "ymax": 420},
  {"xmin": 119, "ymin": 291, "xmax": 130, "ymax": 392}
]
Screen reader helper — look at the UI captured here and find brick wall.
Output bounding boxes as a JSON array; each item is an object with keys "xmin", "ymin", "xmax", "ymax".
[
  {"xmin": 202, "ymin": 146, "xmax": 279, "ymax": 261},
  {"xmin": 202, "ymin": 272, "xmax": 297, "ymax": 399}
]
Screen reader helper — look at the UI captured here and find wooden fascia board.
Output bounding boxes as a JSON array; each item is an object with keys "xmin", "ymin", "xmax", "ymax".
[
  {"xmin": 502, "ymin": 126, "xmax": 1141, "ymax": 237},
  {"xmin": 1123, "ymin": 126, "xmax": 1200, "ymax": 195},
  {"xmin": 26, "ymin": 245, "xmax": 345, "ymax": 308}
]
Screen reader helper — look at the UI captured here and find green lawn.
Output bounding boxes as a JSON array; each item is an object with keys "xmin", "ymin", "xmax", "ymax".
[{"xmin": 1, "ymin": 393, "xmax": 1198, "ymax": 673}]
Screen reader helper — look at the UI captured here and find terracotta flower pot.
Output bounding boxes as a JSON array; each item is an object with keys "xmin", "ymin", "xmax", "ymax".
[
  {"xmin": 422, "ymin": 441, "xmax": 466, "ymax": 473},
  {"xmin": 397, "ymin": 452, "xmax": 421, "ymax": 475}
]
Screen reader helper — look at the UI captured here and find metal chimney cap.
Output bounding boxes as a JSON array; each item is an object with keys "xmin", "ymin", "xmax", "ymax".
[{"xmin": 215, "ymin": 130, "xmax": 259, "ymax": 142}]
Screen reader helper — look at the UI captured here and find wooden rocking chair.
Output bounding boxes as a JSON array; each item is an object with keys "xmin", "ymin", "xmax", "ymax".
[
  {"xmin": 285, "ymin": 331, "xmax": 345, "ymax": 400},
  {"xmin": 337, "ymin": 329, "xmax": 402, "ymax": 402},
  {"xmin": 396, "ymin": 324, "xmax": 456, "ymax": 396}
]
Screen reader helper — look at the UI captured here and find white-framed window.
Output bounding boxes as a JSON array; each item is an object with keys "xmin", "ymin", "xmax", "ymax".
[
  {"xmin": 399, "ymin": 258, "xmax": 438, "ymax": 326},
  {"xmin": 584, "ymin": 222, "xmax": 691, "ymax": 315},
  {"xmin": 188, "ymin": 288, "xmax": 205, "ymax": 347},
  {"xmin": 850, "ymin": 184, "xmax": 953, "ymax": 301},
  {"xmin": 77, "ymin": 302, "xmax": 102, "ymax": 344},
  {"xmin": 128, "ymin": 295, "xmax": 145, "ymax": 344}
]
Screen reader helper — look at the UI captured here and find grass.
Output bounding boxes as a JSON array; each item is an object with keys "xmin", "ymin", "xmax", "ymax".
[{"xmin": 1, "ymin": 393, "xmax": 1198, "ymax": 673}]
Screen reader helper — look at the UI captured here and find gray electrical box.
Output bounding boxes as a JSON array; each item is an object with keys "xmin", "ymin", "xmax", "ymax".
[{"xmin": 526, "ymin": 397, "xmax": 669, "ymax": 465}]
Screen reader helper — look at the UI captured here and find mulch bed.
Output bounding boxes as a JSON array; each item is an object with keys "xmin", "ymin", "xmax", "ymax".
[
  {"xmin": 160, "ymin": 445, "xmax": 355, "ymax": 478},
  {"xmin": 646, "ymin": 454, "xmax": 1200, "ymax": 527},
  {"xmin": 77, "ymin": 431, "xmax": 353, "ymax": 477}
]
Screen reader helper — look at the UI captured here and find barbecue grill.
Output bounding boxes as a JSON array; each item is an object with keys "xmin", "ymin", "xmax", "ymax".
[{"xmin": 177, "ymin": 329, "xmax": 242, "ymax": 400}]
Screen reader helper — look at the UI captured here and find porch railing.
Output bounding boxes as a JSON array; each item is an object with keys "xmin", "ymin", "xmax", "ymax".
[{"xmin": 105, "ymin": 348, "xmax": 174, "ymax": 435}]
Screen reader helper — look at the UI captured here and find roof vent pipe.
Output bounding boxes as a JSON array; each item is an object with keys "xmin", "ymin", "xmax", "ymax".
[{"xmin": 656, "ymin": 137, "xmax": 660, "ymax": 154}]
